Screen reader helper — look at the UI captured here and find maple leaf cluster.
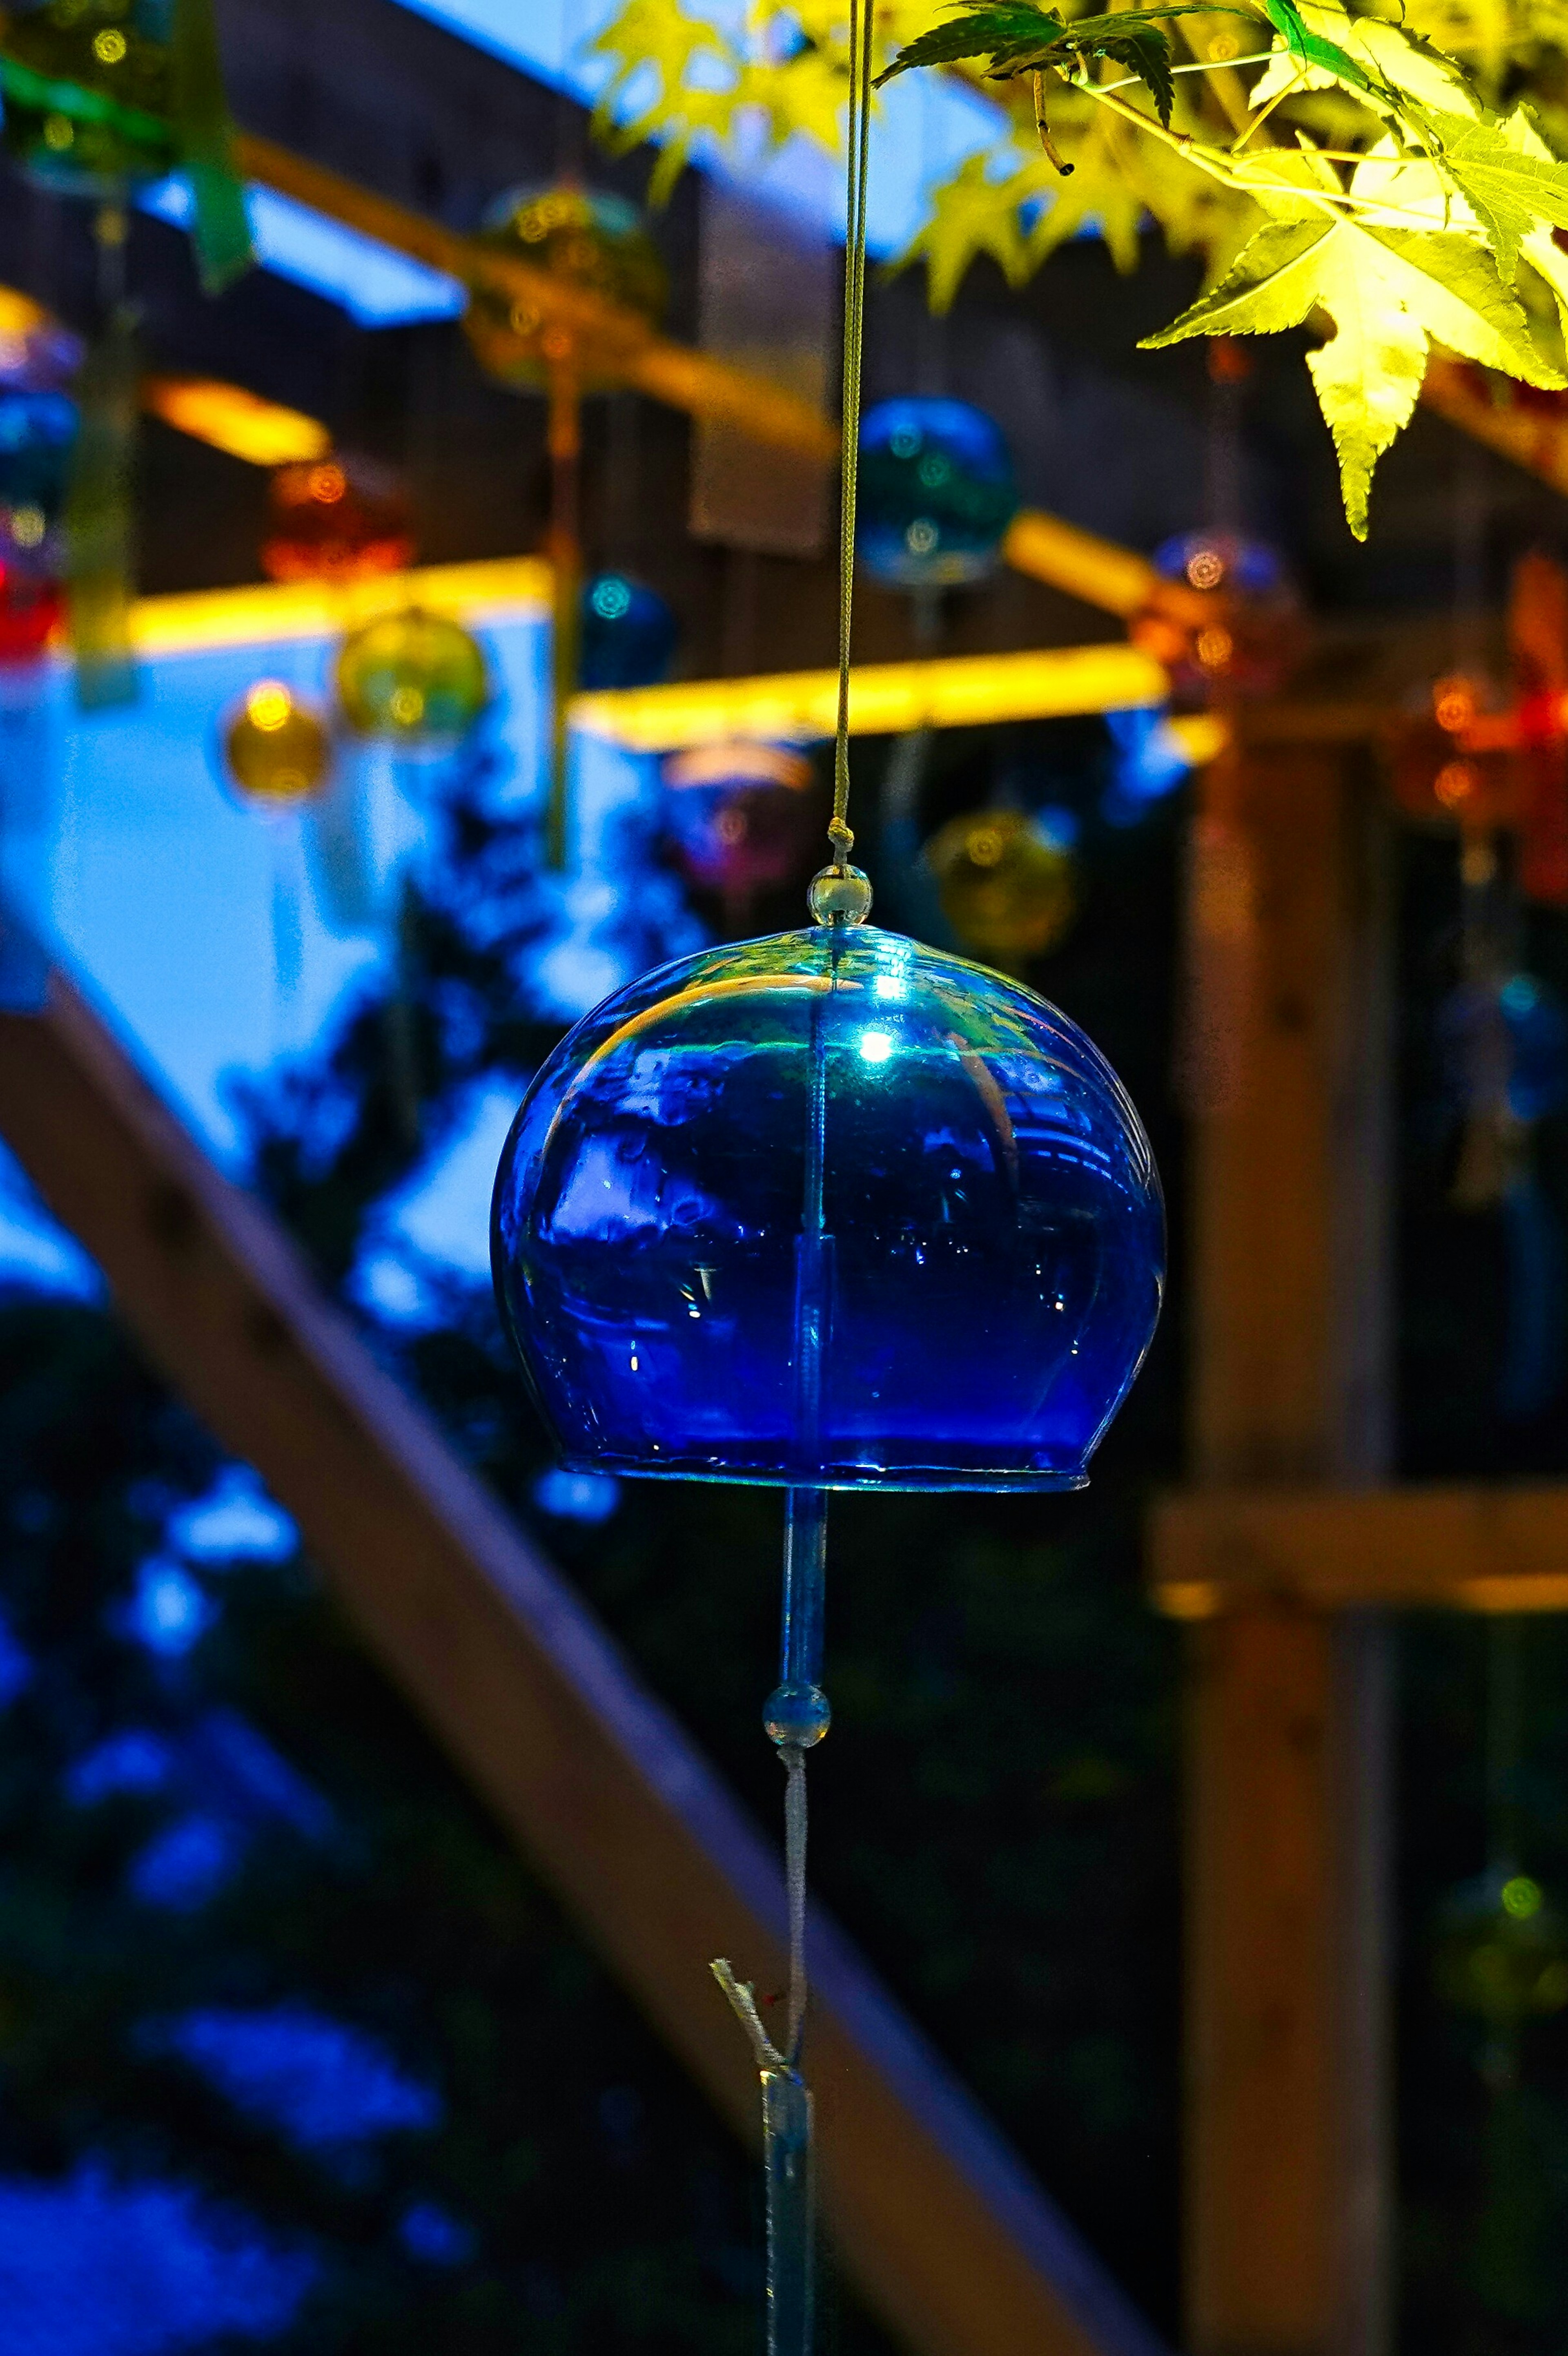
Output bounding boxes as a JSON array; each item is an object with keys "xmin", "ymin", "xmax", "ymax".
[{"xmin": 589, "ymin": 0, "xmax": 1568, "ymax": 536}]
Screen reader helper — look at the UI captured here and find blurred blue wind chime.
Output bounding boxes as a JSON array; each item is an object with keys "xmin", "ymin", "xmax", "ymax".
[{"xmin": 490, "ymin": 8, "xmax": 1165, "ymax": 2345}]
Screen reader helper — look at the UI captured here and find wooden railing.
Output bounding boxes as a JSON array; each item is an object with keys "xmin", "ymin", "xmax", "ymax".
[{"xmin": 0, "ymin": 928, "xmax": 1171, "ymax": 2356}]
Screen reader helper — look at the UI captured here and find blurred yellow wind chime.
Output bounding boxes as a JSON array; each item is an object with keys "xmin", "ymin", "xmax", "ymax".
[{"xmin": 463, "ymin": 0, "xmax": 667, "ymax": 871}]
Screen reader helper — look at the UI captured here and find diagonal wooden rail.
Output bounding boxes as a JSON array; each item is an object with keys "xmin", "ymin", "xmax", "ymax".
[{"xmin": 0, "ymin": 938, "xmax": 1170, "ymax": 2356}]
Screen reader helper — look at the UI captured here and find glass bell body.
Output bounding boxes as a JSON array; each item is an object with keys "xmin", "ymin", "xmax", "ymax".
[
  {"xmin": 1, "ymin": 0, "xmax": 176, "ymax": 191},
  {"xmin": 334, "ymin": 609, "xmax": 491, "ymax": 754},
  {"xmin": 661, "ymin": 743, "xmax": 820, "ymax": 905},
  {"xmin": 262, "ymin": 457, "xmax": 414, "ymax": 585},
  {"xmin": 580, "ymin": 572, "xmax": 677, "ymax": 691},
  {"xmin": 1144, "ymin": 529, "xmax": 1305, "ymax": 701},
  {"xmin": 464, "ymin": 185, "xmax": 668, "ymax": 396},
  {"xmin": 493, "ymin": 923, "xmax": 1163, "ymax": 1490},
  {"xmin": 856, "ymin": 398, "xmax": 1017, "ymax": 590}
]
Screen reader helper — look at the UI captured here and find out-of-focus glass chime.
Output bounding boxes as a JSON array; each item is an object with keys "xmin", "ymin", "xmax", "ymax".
[
  {"xmin": 261, "ymin": 455, "xmax": 415, "ymax": 587},
  {"xmin": 0, "ymin": 290, "xmax": 80, "ymax": 667},
  {"xmin": 578, "ymin": 567, "xmax": 675, "ymax": 692},
  {"xmin": 855, "ymin": 396, "xmax": 1055, "ymax": 955},
  {"xmin": 216, "ymin": 676, "xmax": 332, "ymax": 1019},
  {"xmin": 922, "ymin": 803, "xmax": 1077, "ymax": 975},
  {"xmin": 464, "ymin": 183, "xmax": 668, "ymax": 865},
  {"xmin": 0, "ymin": 0, "xmax": 253, "ymax": 703},
  {"xmin": 491, "ymin": 14, "xmax": 1165, "ymax": 2349},
  {"xmin": 1394, "ymin": 550, "xmax": 1568, "ymax": 1421},
  {"xmin": 1138, "ymin": 341, "xmax": 1308, "ymax": 1114},
  {"xmin": 660, "ymin": 740, "xmax": 820, "ymax": 928},
  {"xmin": 1434, "ymin": 1620, "xmax": 1568, "ymax": 2314}
]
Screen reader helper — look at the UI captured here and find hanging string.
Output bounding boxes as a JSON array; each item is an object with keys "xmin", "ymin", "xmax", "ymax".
[
  {"xmin": 829, "ymin": 0, "xmax": 875, "ymax": 870},
  {"xmin": 711, "ymin": 18, "xmax": 875, "ymax": 2351}
]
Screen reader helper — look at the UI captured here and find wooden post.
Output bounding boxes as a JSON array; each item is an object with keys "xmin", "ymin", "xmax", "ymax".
[{"xmin": 1183, "ymin": 730, "xmax": 1392, "ymax": 2356}]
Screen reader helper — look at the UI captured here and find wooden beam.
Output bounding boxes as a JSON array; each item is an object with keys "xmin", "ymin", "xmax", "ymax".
[
  {"xmin": 1182, "ymin": 736, "xmax": 1393, "ymax": 2356},
  {"xmin": 0, "ymin": 948, "xmax": 1169, "ymax": 2356},
  {"xmin": 233, "ymin": 133, "xmax": 840, "ymax": 465},
  {"xmin": 1151, "ymin": 1483, "xmax": 1568, "ymax": 1616}
]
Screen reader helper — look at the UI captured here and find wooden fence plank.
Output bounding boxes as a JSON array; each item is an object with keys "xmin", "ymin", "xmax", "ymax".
[{"xmin": 0, "ymin": 956, "xmax": 1169, "ymax": 2356}]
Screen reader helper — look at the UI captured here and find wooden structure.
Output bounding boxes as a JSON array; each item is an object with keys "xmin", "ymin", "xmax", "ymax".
[
  {"xmin": 1149, "ymin": 670, "xmax": 1568, "ymax": 2356},
  {"xmin": 0, "ymin": 933, "xmax": 1171, "ymax": 2356}
]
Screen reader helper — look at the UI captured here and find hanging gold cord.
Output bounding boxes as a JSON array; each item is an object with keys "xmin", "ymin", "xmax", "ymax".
[{"xmin": 828, "ymin": 0, "xmax": 875, "ymax": 872}]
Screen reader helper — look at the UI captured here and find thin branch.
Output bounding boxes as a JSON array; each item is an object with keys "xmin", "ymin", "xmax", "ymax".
[
  {"xmin": 1093, "ymin": 49, "xmax": 1277, "ymax": 96},
  {"xmin": 1230, "ymin": 60, "xmax": 1306, "ymax": 152}
]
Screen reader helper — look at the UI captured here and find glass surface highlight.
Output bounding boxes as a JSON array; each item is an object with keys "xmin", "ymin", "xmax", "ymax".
[{"xmin": 492, "ymin": 924, "xmax": 1163, "ymax": 1490}]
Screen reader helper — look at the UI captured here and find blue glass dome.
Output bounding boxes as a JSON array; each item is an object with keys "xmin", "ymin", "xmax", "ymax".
[
  {"xmin": 579, "ymin": 571, "xmax": 677, "ymax": 691},
  {"xmin": 857, "ymin": 399, "xmax": 1018, "ymax": 590},
  {"xmin": 492, "ymin": 924, "xmax": 1163, "ymax": 1490}
]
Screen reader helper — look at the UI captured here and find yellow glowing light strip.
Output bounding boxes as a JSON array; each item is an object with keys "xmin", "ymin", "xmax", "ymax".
[
  {"xmin": 140, "ymin": 375, "xmax": 332, "ymax": 468},
  {"xmin": 128, "ymin": 556, "xmax": 551, "ymax": 656},
  {"xmin": 570, "ymin": 643, "xmax": 1172, "ymax": 751}
]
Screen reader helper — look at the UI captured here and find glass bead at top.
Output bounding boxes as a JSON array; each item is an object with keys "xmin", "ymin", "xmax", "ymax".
[
  {"xmin": 221, "ymin": 681, "xmax": 333, "ymax": 810},
  {"xmin": 579, "ymin": 571, "xmax": 677, "ymax": 691},
  {"xmin": 492, "ymin": 924, "xmax": 1164, "ymax": 1490},
  {"xmin": 262, "ymin": 457, "xmax": 415, "ymax": 585},
  {"xmin": 857, "ymin": 398, "xmax": 1018, "ymax": 590},
  {"xmin": 924, "ymin": 807, "xmax": 1077, "ymax": 971},
  {"xmin": 335, "ymin": 609, "xmax": 491, "ymax": 753},
  {"xmin": 464, "ymin": 185, "xmax": 668, "ymax": 396},
  {"xmin": 1, "ymin": 0, "xmax": 177, "ymax": 192}
]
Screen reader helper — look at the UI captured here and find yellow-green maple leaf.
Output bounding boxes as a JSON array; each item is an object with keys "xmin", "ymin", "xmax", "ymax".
[
  {"xmin": 590, "ymin": 0, "xmax": 748, "ymax": 197},
  {"xmin": 1249, "ymin": 0, "xmax": 1481, "ymax": 115},
  {"xmin": 894, "ymin": 147, "xmax": 1036, "ymax": 310},
  {"xmin": 1142, "ymin": 199, "xmax": 1565, "ymax": 534},
  {"xmin": 1421, "ymin": 105, "xmax": 1568, "ymax": 276}
]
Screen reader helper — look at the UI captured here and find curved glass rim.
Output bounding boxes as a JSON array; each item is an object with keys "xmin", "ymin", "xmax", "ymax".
[{"xmin": 553, "ymin": 1454, "xmax": 1091, "ymax": 1495}]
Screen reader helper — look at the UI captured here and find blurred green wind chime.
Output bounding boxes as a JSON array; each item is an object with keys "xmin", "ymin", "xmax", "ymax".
[
  {"xmin": 490, "ymin": 6, "xmax": 1163, "ymax": 2350},
  {"xmin": 1436, "ymin": 1621, "xmax": 1568, "ymax": 2316},
  {"xmin": 0, "ymin": 0, "xmax": 252, "ymax": 702}
]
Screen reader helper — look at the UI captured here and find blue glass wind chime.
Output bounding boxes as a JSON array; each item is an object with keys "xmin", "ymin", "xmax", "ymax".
[{"xmin": 490, "ymin": 10, "xmax": 1165, "ymax": 2344}]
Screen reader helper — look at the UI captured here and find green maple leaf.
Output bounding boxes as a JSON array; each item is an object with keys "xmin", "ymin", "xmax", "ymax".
[
  {"xmin": 1256, "ymin": 0, "xmax": 1380, "ymax": 94},
  {"xmin": 875, "ymin": 0, "xmax": 1253, "ymax": 126},
  {"xmin": 1421, "ymin": 105, "xmax": 1568, "ymax": 277},
  {"xmin": 1141, "ymin": 209, "xmax": 1564, "ymax": 535}
]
